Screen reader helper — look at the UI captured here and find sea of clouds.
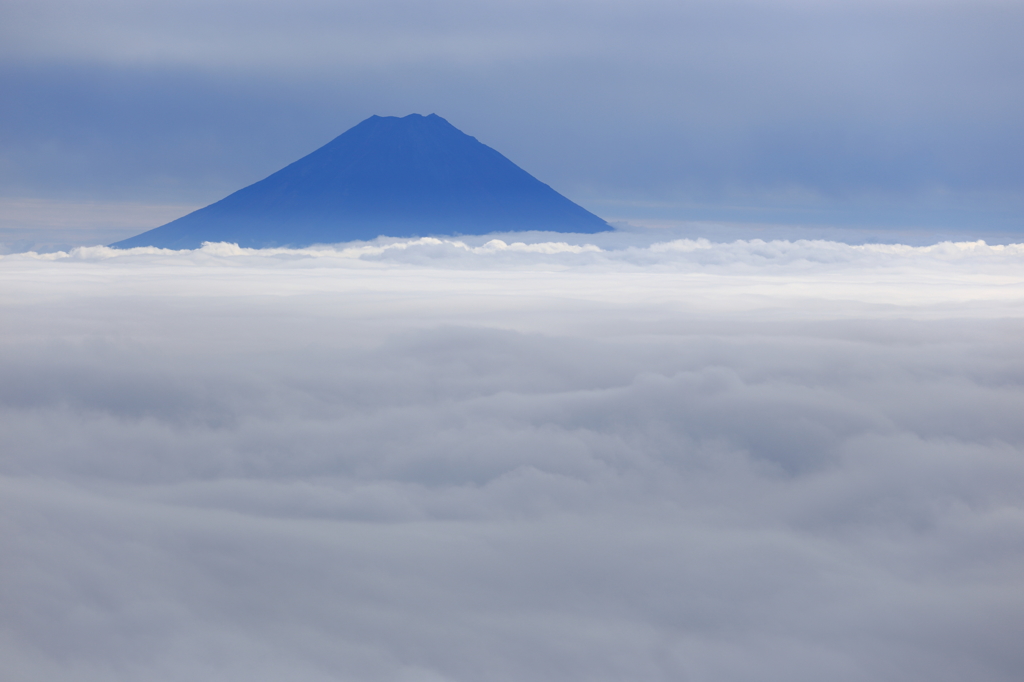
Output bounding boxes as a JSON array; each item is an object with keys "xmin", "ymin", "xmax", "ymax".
[{"xmin": 2, "ymin": 235, "xmax": 1024, "ymax": 682}]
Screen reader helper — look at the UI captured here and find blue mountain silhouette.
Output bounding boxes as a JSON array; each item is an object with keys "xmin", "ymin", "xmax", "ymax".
[{"xmin": 112, "ymin": 114, "xmax": 609, "ymax": 249}]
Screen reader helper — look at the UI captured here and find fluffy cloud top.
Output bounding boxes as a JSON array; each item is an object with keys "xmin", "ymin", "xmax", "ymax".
[{"xmin": 2, "ymin": 237, "xmax": 1023, "ymax": 681}]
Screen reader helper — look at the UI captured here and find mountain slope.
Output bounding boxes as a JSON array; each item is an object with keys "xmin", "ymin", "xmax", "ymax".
[{"xmin": 112, "ymin": 114, "xmax": 609, "ymax": 249}]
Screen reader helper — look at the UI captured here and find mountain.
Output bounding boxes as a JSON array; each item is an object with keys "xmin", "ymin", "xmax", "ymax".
[{"xmin": 112, "ymin": 114, "xmax": 610, "ymax": 249}]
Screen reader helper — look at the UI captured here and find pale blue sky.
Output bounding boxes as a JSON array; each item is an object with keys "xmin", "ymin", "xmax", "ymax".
[{"xmin": 1, "ymin": 0, "xmax": 1022, "ymax": 245}]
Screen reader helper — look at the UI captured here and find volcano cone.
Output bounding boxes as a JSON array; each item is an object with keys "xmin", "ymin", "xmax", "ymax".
[{"xmin": 112, "ymin": 114, "xmax": 610, "ymax": 249}]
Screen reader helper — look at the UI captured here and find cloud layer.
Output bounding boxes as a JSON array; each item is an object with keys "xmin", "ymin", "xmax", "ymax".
[{"xmin": 2, "ymin": 237, "xmax": 1024, "ymax": 681}]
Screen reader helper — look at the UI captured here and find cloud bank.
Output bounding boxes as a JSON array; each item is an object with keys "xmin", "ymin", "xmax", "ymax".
[{"xmin": 2, "ymin": 237, "xmax": 1024, "ymax": 681}]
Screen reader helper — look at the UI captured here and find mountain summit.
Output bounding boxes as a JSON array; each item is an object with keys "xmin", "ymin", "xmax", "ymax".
[{"xmin": 112, "ymin": 114, "xmax": 609, "ymax": 249}]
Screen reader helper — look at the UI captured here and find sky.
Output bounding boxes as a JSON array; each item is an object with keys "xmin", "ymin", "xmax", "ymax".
[
  {"xmin": 2, "ymin": 0, "xmax": 1024, "ymax": 250},
  {"xmin": 3, "ymin": 238, "xmax": 1024, "ymax": 680}
]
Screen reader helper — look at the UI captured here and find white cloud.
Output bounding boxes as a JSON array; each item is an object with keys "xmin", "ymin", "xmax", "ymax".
[{"xmin": 2, "ymin": 236, "xmax": 1024, "ymax": 681}]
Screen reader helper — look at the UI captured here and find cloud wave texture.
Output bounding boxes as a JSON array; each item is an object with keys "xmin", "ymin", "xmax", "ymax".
[{"xmin": 2, "ymin": 237, "xmax": 1024, "ymax": 681}]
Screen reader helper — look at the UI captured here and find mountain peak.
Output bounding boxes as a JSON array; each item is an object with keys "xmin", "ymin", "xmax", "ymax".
[{"xmin": 112, "ymin": 115, "xmax": 610, "ymax": 249}]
